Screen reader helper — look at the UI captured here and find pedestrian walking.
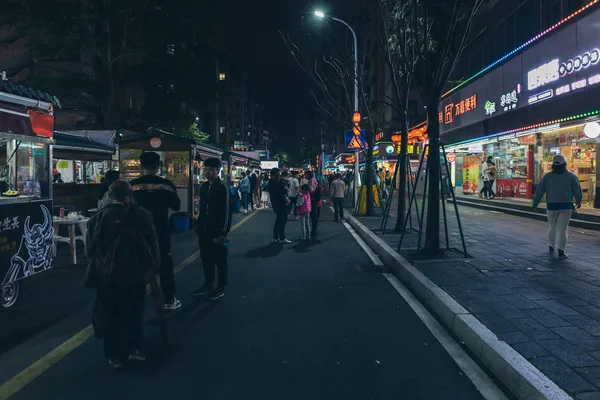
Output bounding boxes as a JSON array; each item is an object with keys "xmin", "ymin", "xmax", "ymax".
[
  {"xmin": 288, "ymin": 171, "xmax": 300, "ymax": 219},
  {"xmin": 228, "ymin": 180, "xmax": 240, "ymax": 214},
  {"xmin": 240, "ymin": 172, "xmax": 251, "ymax": 213},
  {"xmin": 268, "ymin": 168, "xmax": 291, "ymax": 244},
  {"xmin": 384, "ymin": 171, "xmax": 392, "ymax": 199},
  {"xmin": 85, "ymin": 180, "xmax": 161, "ymax": 369},
  {"xmin": 130, "ymin": 152, "xmax": 182, "ymax": 311},
  {"xmin": 533, "ymin": 154, "xmax": 582, "ymax": 259},
  {"xmin": 192, "ymin": 158, "xmax": 232, "ymax": 300},
  {"xmin": 485, "ymin": 159, "xmax": 497, "ymax": 199},
  {"xmin": 305, "ymin": 170, "xmax": 322, "ymax": 238},
  {"xmin": 98, "ymin": 170, "xmax": 121, "ymax": 210},
  {"xmin": 297, "ymin": 184, "xmax": 312, "ymax": 241},
  {"xmin": 479, "ymin": 158, "xmax": 489, "ymax": 198},
  {"xmin": 330, "ymin": 174, "xmax": 346, "ymax": 221}
]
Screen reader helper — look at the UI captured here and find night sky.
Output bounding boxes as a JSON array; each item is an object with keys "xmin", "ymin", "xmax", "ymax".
[{"xmin": 210, "ymin": 0, "xmax": 340, "ymax": 154}]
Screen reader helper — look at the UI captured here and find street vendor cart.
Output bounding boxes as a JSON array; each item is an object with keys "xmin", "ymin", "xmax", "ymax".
[{"xmin": 0, "ymin": 81, "xmax": 60, "ymax": 309}]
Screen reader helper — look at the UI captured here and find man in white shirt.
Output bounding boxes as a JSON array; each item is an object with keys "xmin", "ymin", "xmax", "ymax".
[
  {"xmin": 479, "ymin": 158, "xmax": 488, "ymax": 198},
  {"xmin": 330, "ymin": 174, "xmax": 346, "ymax": 221},
  {"xmin": 287, "ymin": 171, "xmax": 300, "ymax": 219}
]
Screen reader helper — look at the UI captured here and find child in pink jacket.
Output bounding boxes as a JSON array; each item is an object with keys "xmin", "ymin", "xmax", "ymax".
[{"xmin": 297, "ymin": 184, "xmax": 312, "ymax": 241}]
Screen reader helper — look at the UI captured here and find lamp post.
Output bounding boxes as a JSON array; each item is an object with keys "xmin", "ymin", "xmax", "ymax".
[{"xmin": 314, "ymin": 10, "xmax": 360, "ymax": 208}]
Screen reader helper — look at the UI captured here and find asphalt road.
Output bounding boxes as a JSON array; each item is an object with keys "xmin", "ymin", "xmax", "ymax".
[{"xmin": 6, "ymin": 207, "xmax": 491, "ymax": 400}]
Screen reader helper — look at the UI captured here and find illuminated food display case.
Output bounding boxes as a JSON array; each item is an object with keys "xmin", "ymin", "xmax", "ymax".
[{"xmin": 0, "ymin": 81, "xmax": 59, "ymax": 310}]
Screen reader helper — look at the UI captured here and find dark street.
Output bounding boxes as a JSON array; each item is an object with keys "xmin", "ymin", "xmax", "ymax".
[{"xmin": 1, "ymin": 208, "xmax": 499, "ymax": 399}]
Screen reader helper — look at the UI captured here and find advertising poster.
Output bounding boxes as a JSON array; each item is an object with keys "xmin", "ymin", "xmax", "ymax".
[
  {"xmin": 166, "ymin": 152, "xmax": 190, "ymax": 189},
  {"xmin": 119, "ymin": 148, "xmax": 142, "ymax": 181},
  {"xmin": 462, "ymin": 156, "xmax": 481, "ymax": 194},
  {"xmin": 0, "ymin": 200, "xmax": 53, "ymax": 286}
]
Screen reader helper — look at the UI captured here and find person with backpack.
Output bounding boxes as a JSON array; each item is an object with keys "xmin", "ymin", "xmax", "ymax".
[
  {"xmin": 192, "ymin": 158, "xmax": 232, "ymax": 300},
  {"xmin": 130, "ymin": 152, "xmax": 182, "ymax": 311},
  {"xmin": 85, "ymin": 180, "xmax": 160, "ymax": 369},
  {"xmin": 305, "ymin": 170, "xmax": 322, "ymax": 238}
]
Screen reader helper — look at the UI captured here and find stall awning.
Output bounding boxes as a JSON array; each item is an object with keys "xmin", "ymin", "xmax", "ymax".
[
  {"xmin": 0, "ymin": 82, "xmax": 60, "ymax": 140},
  {"xmin": 53, "ymin": 131, "xmax": 116, "ymax": 161}
]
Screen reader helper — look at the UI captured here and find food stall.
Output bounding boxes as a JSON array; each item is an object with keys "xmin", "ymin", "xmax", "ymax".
[
  {"xmin": 116, "ymin": 128, "xmax": 223, "ymax": 221},
  {"xmin": 52, "ymin": 131, "xmax": 117, "ymax": 215},
  {"xmin": 223, "ymin": 150, "xmax": 261, "ymax": 184},
  {"xmin": 0, "ymin": 81, "xmax": 59, "ymax": 309}
]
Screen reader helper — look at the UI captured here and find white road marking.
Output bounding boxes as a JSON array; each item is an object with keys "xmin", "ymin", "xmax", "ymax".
[
  {"xmin": 329, "ymin": 206, "xmax": 382, "ymax": 266},
  {"xmin": 337, "ymin": 209, "xmax": 508, "ymax": 400}
]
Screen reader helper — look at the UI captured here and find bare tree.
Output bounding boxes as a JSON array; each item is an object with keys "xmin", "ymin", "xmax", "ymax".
[{"xmin": 398, "ymin": 0, "xmax": 486, "ymax": 254}]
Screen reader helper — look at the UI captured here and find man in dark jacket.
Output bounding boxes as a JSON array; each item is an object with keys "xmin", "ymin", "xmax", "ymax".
[
  {"xmin": 130, "ymin": 152, "xmax": 181, "ymax": 310},
  {"xmin": 192, "ymin": 158, "xmax": 232, "ymax": 300},
  {"xmin": 268, "ymin": 168, "xmax": 291, "ymax": 244},
  {"xmin": 86, "ymin": 180, "xmax": 160, "ymax": 369}
]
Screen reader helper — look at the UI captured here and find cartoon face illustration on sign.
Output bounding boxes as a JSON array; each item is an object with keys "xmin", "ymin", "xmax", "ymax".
[{"xmin": 2, "ymin": 205, "xmax": 53, "ymax": 286}]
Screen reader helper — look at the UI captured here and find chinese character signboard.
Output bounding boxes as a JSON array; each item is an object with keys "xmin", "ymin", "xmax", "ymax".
[
  {"xmin": 439, "ymin": 6, "xmax": 600, "ymax": 134},
  {"xmin": 0, "ymin": 200, "xmax": 53, "ymax": 288}
]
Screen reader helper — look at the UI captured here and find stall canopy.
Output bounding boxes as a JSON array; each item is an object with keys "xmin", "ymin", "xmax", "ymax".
[
  {"xmin": 0, "ymin": 80, "xmax": 60, "ymax": 139},
  {"xmin": 53, "ymin": 131, "xmax": 116, "ymax": 160}
]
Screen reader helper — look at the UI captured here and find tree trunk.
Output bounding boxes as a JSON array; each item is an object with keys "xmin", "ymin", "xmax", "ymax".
[
  {"xmin": 365, "ymin": 129, "xmax": 375, "ymax": 216},
  {"xmin": 394, "ymin": 111, "xmax": 409, "ymax": 232},
  {"xmin": 424, "ymin": 99, "xmax": 440, "ymax": 254}
]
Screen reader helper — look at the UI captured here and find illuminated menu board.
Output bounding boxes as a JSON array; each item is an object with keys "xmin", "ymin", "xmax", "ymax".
[{"xmin": 439, "ymin": 6, "xmax": 600, "ymax": 134}]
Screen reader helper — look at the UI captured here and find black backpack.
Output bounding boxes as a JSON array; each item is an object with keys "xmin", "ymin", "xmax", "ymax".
[
  {"xmin": 95, "ymin": 214, "xmax": 158, "ymax": 288},
  {"xmin": 311, "ymin": 184, "xmax": 323, "ymax": 202}
]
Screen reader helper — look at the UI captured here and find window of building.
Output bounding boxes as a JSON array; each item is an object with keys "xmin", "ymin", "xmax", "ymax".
[{"xmin": 166, "ymin": 44, "xmax": 175, "ymax": 55}]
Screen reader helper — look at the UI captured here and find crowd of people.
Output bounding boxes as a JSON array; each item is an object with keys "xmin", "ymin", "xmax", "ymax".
[{"xmin": 84, "ymin": 153, "xmax": 354, "ymax": 370}]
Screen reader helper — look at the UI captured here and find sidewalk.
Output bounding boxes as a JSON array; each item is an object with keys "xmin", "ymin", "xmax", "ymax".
[{"xmin": 347, "ymin": 202, "xmax": 600, "ymax": 399}]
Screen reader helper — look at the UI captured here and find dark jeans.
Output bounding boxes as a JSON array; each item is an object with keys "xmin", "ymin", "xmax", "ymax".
[
  {"xmin": 273, "ymin": 209, "xmax": 288, "ymax": 240},
  {"xmin": 485, "ymin": 180, "xmax": 496, "ymax": 198},
  {"xmin": 310, "ymin": 203, "xmax": 320, "ymax": 234},
  {"xmin": 199, "ymin": 238, "xmax": 228, "ymax": 287},
  {"xmin": 97, "ymin": 283, "xmax": 145, "ymax": 360},
  {"xmin": 288, "ymin": 196, "xmax": 297, "ymax": 217},
  {"xmin": 159, "ymin": 244, "xmax": 176, "ymax": 303},
  {"xmin": 248, "ymin": 191, "xmax": 255, "ymax": 210},
  {"xmin": 333, "ymin": 198, "xmax": 344, "ymax": 220}
]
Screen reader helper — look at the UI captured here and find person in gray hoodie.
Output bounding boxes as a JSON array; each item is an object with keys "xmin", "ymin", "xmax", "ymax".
[{"xmin": 532, "ymin": 154, "xmax": 582, "ymax": 258}]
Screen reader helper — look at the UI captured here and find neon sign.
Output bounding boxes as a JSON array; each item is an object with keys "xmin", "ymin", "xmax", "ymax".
[
  {"xmin": 528, "ymin": 59, "xmax": 560, "ymax": 90},
  {"xmin": 441, "ymin": 95, "xmax": 477, "ymax": 124},
  {"xmin": 485, "ymin": 101, "xmax": 496, "ymax": 116},
  {"xmin": 501, "ymin": 90, "xmax": 519, "ymax": 111},
  {"xmin": 559, "ymin": 49, "xmax": 600, "ymax": 76}
]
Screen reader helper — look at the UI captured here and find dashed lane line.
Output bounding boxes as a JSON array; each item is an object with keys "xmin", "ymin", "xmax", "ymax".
[{"xmin": 0, "ymin": 211, "xmax": 259, "ymax": 400}]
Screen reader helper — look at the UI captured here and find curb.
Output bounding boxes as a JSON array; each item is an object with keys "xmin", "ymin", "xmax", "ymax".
[{"xmin": 345, "ymin": 214, "xmax": 572, "ymax": 400}]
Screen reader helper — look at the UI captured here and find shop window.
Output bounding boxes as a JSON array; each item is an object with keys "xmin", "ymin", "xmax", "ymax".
[{"xmin": 4, "ymin": 141, "xmax": 51, "ymax": 198}]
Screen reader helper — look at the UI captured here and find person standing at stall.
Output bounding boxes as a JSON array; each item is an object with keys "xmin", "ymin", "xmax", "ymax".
[
  {"xmin": 239, "ymin": 172, "xmax": 250, "ymax": 214},
  {"xmin": 85, "ymin": 180, "xmax": 160, "ymax": 368},
  {"xmin": 130, "ymin": 152, "xmax": 182, "ymax": 311},
  {"xmin": 192, "ymin": 158, "xmax": 231, "ymax": 300}
]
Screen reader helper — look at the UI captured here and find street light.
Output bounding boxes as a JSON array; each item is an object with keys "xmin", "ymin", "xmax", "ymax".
[{"xmin": 314, "ymin": 9, "xmax": 360, "ymax": 208}]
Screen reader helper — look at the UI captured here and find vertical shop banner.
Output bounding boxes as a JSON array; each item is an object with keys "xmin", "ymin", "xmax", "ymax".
[
  {"xmin": 462, "ymin": 156, "xmax": 481, "ymax": 194},
  {"xmin": 166, "ymin": 152, "xmax": 190, "ymax": 189},
  {"xmin": 0, "ymin": 200, "xmax": 53, "ymax": 286},
  {"xmin": 119, "ymin": 148, "xmax": 142, "ymax": 181}
]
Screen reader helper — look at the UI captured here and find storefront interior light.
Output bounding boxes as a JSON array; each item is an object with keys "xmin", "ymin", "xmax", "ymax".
[
  {"xmin": 584, "ymin": 122, "xmax": 600, "ymax": 138},
  {"xmin": 443, "ymin": 0, "xmax": 599, "ymax": 97}
]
